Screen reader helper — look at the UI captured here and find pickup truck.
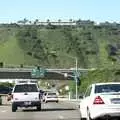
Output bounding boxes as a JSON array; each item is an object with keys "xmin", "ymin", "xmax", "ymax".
[{"xmin": 11, "ymin": 82, "xmax": 41, "ymax": 112}]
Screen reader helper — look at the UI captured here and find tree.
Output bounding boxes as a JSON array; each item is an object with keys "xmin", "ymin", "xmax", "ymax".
[
  {"xmin": 23, "ymin": 18, "xmax": 28, "ymax": 25},
  {"xmin": 17, "ymin": 18, "xmax": 28, "ymax": 25},
  {"xmin": 34, "ymin": 19, "xmax": 39, "ymax": 25},
  {"xmin": 47, "ymin": 19, "xmax": 50, "ymax": 24},
  {"xmin": 69, "ymin": 19, "xmax": 73, "ymax": 28},
  {"xmin": 69, "ymin": 19, "xmax": 72, "ymax": 22},
  {"xmin": 29, "ymin": 20, "xmax": 32, "ymax": 25},
  {"xmin": 58, "ymin": 19, "xmax": 61, "ymax": 26}
]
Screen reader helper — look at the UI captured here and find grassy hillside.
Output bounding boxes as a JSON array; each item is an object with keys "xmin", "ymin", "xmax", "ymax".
[
  {"xmin": 1, "ymin": 22, "xmax": 120, "ymax": 94},
  {"xmin": 0, "ymin": 22, "xmax": 120, "ymax": 69},
  {"xmin": 0, "ymin": 34, "xmax": 38, "ymax": 65}
]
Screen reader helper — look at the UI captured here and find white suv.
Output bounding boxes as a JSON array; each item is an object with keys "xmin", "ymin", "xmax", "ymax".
[
  {"xmin": 11, "ymin": 82, "xmax": 41, "ymax": 112},
  {"xmin": 43, "ymin": 92, "xmax": 58, "ymax": 103}
]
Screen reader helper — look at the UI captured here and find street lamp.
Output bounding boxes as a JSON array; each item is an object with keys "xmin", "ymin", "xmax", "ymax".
[
  {"xmin": 64, "ymin": 55, "xmax": 78, "ymax": 100},
  {"xmin": 75, "ymin": 57, "xmax": 78, "ymax": 100},
  {"xmin": 50, "ymin": 51, "xmax": 78, "ymax": 100}
]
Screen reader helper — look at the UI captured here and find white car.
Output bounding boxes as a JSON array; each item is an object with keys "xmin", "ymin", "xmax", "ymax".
[
  {"xmin": 43, "ymin": 92, "xmax": 58, "ymax": 103},
  {"xmin": 79, "ymin": 82, "xmax": 120, "ymax": 120},
  {"xmin": 11, "ymin": 81, "xmax": 41, "ymax": 112}
]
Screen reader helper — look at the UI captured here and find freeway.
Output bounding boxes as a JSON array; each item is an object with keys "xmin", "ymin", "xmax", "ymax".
[{"xmin": 0, "ymin": 101, "xmax": 80, "ymax": 120}]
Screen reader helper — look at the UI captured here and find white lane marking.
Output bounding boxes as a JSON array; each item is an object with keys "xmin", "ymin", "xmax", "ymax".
[
  {"xmin": 1, "ymin": 110, "xmax": 7, "ymax": 113},
  {"xmin": 58, "ymin": 115, "xmax": 64, "ymax": 119}
]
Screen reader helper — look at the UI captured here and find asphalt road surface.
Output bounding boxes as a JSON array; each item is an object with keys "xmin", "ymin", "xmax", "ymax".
[{"xmin": 0, "ymin": 101, "xmax": 80, "ymax": 120}]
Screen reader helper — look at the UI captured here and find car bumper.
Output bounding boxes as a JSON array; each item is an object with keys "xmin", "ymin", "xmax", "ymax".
[
  {"xmin": 45, "ymin": 98, "xmax": 58, "ymax": 102},
  {"xmin": 90, "ymin": 107, "xmax": 120, "ymax": 119},
  {"xmin": 12, "ymin": 101, "xmax": 41, "ymax": 107}
]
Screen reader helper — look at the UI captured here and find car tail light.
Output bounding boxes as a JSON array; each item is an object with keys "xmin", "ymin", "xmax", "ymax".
[{"xmin": 93, "ymin": 96, "xmax": 104, "ymax": 104}]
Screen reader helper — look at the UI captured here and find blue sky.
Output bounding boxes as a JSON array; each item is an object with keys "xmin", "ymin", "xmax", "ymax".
[{"xmin": 0, "ymin": 0, "xmax": 120, "ymax": 23}]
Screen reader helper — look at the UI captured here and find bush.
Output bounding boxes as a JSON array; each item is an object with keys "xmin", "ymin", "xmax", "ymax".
[{"xmin": 0, "ymin": 62, "xmax": 3, "ymax": 68}]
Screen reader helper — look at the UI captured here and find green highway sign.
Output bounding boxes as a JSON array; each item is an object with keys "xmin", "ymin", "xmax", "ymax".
[{"xmin": 31, "ymin": 67, "xmax": 47, "ymax": 78}]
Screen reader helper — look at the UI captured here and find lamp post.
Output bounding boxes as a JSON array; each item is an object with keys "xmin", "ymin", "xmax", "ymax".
[
  {"xmin": 65, "ymin": 55, "xmax": 78, "ymax": 100},
  {"xmin": 75, "ymin": 57, "xmax": 78, "ymax": 100},
  {"xmin": 49, "ymin": 51, "xmax": 78, "ymax": 100}
]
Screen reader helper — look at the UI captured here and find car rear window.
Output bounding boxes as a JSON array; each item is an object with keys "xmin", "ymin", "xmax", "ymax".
[
  {"xmin": 95, "ymin": 84, "xmax": 120, "ymax": 93},
  {"xmin": 14, "ymin": 84, "xmax": 38, "ymax": 93},
  {"xmin": 48, "ymin": 93, "xmax": 56, "ymax": 95}
]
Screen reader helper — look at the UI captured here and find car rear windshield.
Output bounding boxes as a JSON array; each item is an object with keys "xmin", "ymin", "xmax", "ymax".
[
  {"xmin": 48, "ymin": 93, "xmax": 56, "ymax": 95},
  {"xmin": 95, "ymin": 84, "xmax": 120, "ymax": 93},
  {"xmin": 14, "ymin": 84, "xmax": 38, "ymax": 93}
]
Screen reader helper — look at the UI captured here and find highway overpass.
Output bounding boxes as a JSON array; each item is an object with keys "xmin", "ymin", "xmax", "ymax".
[{"xmin": 0, "ymin": 68, "xmax": 89, "ymax": 80}]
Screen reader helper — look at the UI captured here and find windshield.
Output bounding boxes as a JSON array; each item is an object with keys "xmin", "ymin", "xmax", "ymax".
[
  {"xmin": 14, "ymin": 84, "xmax": 38, "ymax": 93},
  {"xmin": 95, "ymin": 84, "xmax": 120, "ymax": 93},
  {"xmin": 48, "ymin": 93, "xmax": 56, "ymax": 96}
]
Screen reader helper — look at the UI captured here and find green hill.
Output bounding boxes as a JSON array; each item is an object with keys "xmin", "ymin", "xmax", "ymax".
[
  {"xmin": 0, "ymin": 28, "xmax": 38, "ymax": 66},
  {"xmin": 0, "ymin": 21, "xmax": 120, "ymax": 69}
]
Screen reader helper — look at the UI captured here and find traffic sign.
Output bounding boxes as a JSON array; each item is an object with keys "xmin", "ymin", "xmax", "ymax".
[{"xmin": 31, "ymin": 66, "xmax": 47, "ymax": 78}]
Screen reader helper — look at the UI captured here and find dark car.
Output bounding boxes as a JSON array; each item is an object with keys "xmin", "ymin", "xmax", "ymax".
[{"xmin": 0, "ymin": 86, "xmax": 12, "ymax": 94}]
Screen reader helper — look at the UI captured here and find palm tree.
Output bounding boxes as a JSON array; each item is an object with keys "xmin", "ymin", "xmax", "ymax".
[
  {"xmin": 47, "ymin": 19, "xmax": 51, "ymax": 26},
  {"xmin": 47, "ymin": 19, "xmax": 50, "ymax": 23},
  {"xmin": 34, "ymin": 19, "xmax": 39, "ymax": 25},
  {"xmin": 29, "ymin": 20, "xmax": 32, "ymax": 25},
  {"xmin": 58, "ymin": 19, "xmax": 61, "ymax": 26},
  {"xmin": 69, "ymin": 19, "xmax": 73, "ymax": 27},
  {"xmin": 23, "ymin": 18, "xmax": 28, "ymax": 25}
]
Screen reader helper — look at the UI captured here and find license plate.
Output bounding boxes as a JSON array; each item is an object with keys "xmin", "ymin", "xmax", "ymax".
[
  {"xmin": 24, "ymin": 102, "xmax": 31, "ymax": 105},
  {"xmin": 111, "ymin": 98, "xmax": 120, "ymax": 104}
]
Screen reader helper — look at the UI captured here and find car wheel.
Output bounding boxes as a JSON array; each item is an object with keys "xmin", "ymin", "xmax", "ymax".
[
  {"xmin": 12, "ymin": 103, "xmax": 17, "ymax": 112},
  {"xmin": 87, "ymin": 109, "xmax": 92, "ymax": 120},
  {"xmin": 37, "ymin": 104, "xmax": 41, "ymax": 111}
]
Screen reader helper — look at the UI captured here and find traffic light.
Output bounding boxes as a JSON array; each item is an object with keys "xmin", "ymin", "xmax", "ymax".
[{"xmin": 76, "ymin": 77, "xmax": 81, "ymax": 86}]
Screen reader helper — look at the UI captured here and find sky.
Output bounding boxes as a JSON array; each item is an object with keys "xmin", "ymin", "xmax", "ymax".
[{"xmin": 0, "ymin": 0, "xmax": 120, "ymax": 23}]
